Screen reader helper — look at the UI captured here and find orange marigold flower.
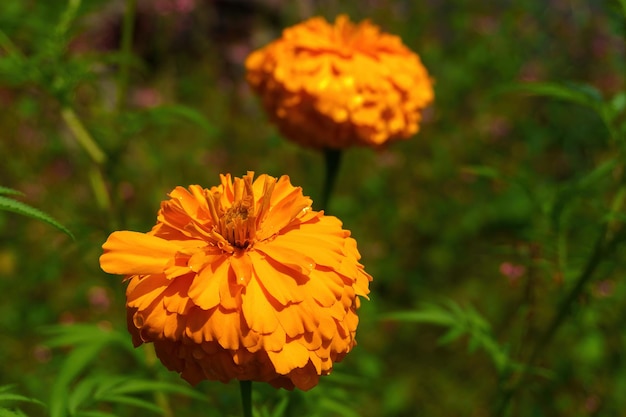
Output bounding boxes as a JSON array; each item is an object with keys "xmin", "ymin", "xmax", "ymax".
[
  {"xmin": 246, "ymin": 15, "xmax": 434, "ymax": 149},
  {"xmin": 100, "ymin": 172, "xmax": 372, "ymax": 390}
]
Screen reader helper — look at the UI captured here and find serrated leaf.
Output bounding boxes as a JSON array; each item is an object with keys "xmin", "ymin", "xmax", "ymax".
[
  {"xmin": 0, "ymin": 394, "xmax": 44, "ymax": 407},
  {"xmin": 548, "ymin": 157, "xmax": 617, "ymax": 227},
  {"xmin": 74, "ymin": 411, "xmax": 120, "ymax": 417},
  {"xmin": 437, "ymin": 326, "xmax": 466, "ymax": 346},
  {"xmin": 385, "ymin": 301, "xmax": 518, "ymax": 377},
  {"xmin": 50, "ymin": 343, "xmax": 111, "ymax": 417},
  {"xmin": 105, "ymin": 379, "xmax": 207, "ymax": 402},
  {"xmin": 93, "ymin": 395, "xmax": 164, "ymax": 415},
  {"xmin": 40, "ymin": 324, "xmax": 130, "ymax": 352},
  {"xmin": 318, "ymin": 398, "xmax": 361, "ymax": 417},
  {"xmin": 611, "ymin": 92, "xmax": 626, "ymax": 114},
  {"xmin": 467, "ymin": 333, "xmax": 484, "ymax": 353},
  {"xmin": 146, "ymin": 105, "xmax": 218, "ymax": 137},
  {"xmin": 619, "ymin": 0, "xmax": 626, "ymax": 17},
  {"xmin": 91, "ymin": 377, "xmax": 131, "ymax": 399},
  {"xmin": 270, "ymin": 396, "xmax": 289, "ymax": 417},
  {"xmin": 0, "ymin": 386, "xmax": 44, "ymax": 408},
  {"xmin": 380, "ymin": 310, "xmax": 457, "ymax": 326},
  {"xmin": 505, "ymin": 81, "xmax": 604, "ymax": 109},
  {"xmin": 68, "ymin": 377, "xmax": 101, "ymax": 414},
  {"xmin": 461, "ymin": 165, "xmax": 501, "ymax": 180},
  {"xmin": 0, "ymin": 187, "xmax": 23, "ymax": 197},
  {"xmin": 577, "ymin": 158, "xmax": 618, "ymax": 189},
  {"xmin": 0, "ymin": 196, "xmax": 73, "ymax": 239},
  {"xmin": 0, "ymin": 408, "xmax": 26, "ymax": 417},
  {"xmin": 603, "ymin": 212, "xmax": 626, "ymax": 223}
]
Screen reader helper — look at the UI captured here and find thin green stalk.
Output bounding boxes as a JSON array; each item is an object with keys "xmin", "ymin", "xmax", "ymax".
[
  {"xmin": 0, "ymin": 29, "xmax": 22, "ymax": 56},
  {"xmin": 321, "ymin": 148, "xmax": 343, "ymax": 212},
  {"xmin": 88, "ymin": 166, "xmax": 112, "ymax": 212},
  {"xmin": 55, "ymin": 0, "xmax": 81, "ymax": 39},
  {"xmin": 240, "ymin": 380, "xmax": 252, "ymax": 417},
  {"xmin": 116, "ymin": 0, "xmax": 137, "ymax": 112},
  {"xmin": 61, "ymin": 107, "xmax": 114, "ymax": 217},
  {"xmin": 61, "ymin": 107, "xmax": 107, "ymax": 165},
  {"xmin": 607, "ymin": 185, "xmax": 626, "ymax": 239}
]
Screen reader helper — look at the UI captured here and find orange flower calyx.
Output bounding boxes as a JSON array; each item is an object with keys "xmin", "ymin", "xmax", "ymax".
[
  {"xmin": 100, "ymin": 172, "xmax": 372, "ymax": 390},
  {"xmin": 246, "ymin": 15, "xmax": 434, "ymax": 149}
]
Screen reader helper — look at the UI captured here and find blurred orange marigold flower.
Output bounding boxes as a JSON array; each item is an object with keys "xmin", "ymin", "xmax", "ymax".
[
  {"xmin": 246, "ymin": 15, "xmax": 434, "ymax": 149},
  {"xmin": 100, "ymin": 172, "xmax": 372, "ymax": 390}
]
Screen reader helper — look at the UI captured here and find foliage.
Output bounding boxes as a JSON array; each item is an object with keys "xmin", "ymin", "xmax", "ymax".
[{"xmin": 0, "ymin": 187, "xmax": 74, "ymax": 239}]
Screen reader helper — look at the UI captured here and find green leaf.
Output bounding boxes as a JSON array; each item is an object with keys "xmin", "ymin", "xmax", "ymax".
[
  {"xmin": 40, "ymin": 324, "xmax": 130, "ymax": 351},
  {"xmin": 0, "ymin": 408, "xmax": 26, "ymax": 417},
  {"xmin": 0, "ymin": 394, "xmax": 44, "ymax": 406},
  {"xmin": 611, "ymin": 92, "xmax": 626, "ymax": 115},
  {"xmin": 505, "ymin": 81, "xmax": 603, "ymax": 109},
  {"xmin": 50, "ymin": 343, "xmax": 108, "ymax": 417},
  {"xmin": 576, "ymin": 157, "xmax": 618, "ymax": 190},
  {"xmin": 68, "ymin": 377, "xmax": 100, "ymax": 414},
  {"xmin": 93, "ymin": 395, "xmax": 164, "ymax": 415},
  {"xmin": 383, "ymin": 301, "xmax": 518, "ymax": 376},
  {"xmin": 145, "ymin": 105, "xmax": 218, "ymax": 137},
  {"xmin": 270, "ymin": 396, "xmax": 289, "ymax": 417},
  {"xmin": 73, "ymin": 411, "xmax": 119, "ymax": 417},
  {"xmin": 0, "ymin": 187, "xmax": 23, "ymax": 197},
  {"xmin": 43, "ymin": 324, "xmax": 137, "ymax": 417},
  {"xmin": 379, "ymin": 308, "xmax": 456, "ymax": 326},
  {"xmin": 318, "ymin": 398, "xmax": 361, "ymax": 417},
  {"xmin": 437, "ymin": 325, "xmax": 466, "ymax": 345},
  {"xmin": 105, "ymin": 379, "xmax": 207, "ymax": 402},
  {"xmin": 0, "ymin": 195, "xmax": 73, "ymax": 239},
  {"xmin": 54, "ymin": 0, "xmax": 81, "ymax": 40},
  {"xmin": 460, "ymin": 165, "xmax": 502, "ymax": 180},
  {"xmin": 0, "ymin": 386, "xmax": 45, "ymax": 408}
]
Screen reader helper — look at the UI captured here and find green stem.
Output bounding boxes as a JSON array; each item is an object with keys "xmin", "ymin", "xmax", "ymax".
[
  {"xmin": 240, "ymin": 380, "xmax": 252, "ymax": 417},
  {"xmin": 88, "ymin": 166, "xmax": 112, "ymax": 212},
  {"xmin": 0, "ymin": 29, "xmax": 22, "ymax": 56},
  {"xmin": 321, "ymin": 148, "xmax": 343, "ymax": 212},
  {"xmin": 61, "ymin": 107, "xmax": 107, "ymax": 165},
  {"xmin": 116, "ymin": 0, "xmax": 137, "ymax": 112}
]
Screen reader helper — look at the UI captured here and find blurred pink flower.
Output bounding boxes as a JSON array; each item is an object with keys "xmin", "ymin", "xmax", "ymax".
[
  {"xmin": 88, "ymin": 286, "xmax": 111, "ymax": 312},
  {"xmin": 154, "ymin": 0, "xmax": 195, "ymax": 15},
  {"xmin": 32, "ymin": 345, "xmax": 52, "ymax": 363},
  {"xmin": 131, "ymin": 87, "xmax": 163, "ymax": 108},
  {"xmin": 593, "ymin": 280, "xmax": 615, "ymax": 298},
  {"xmin": 500, "ymin": 262, "xmax": 526, "ymax": 285}
]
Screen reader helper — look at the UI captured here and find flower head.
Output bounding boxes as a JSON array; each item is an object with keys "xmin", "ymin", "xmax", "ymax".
[
  {"xmin": 100, "ymin": 172, "xmax": 371, "ymax": 390},
  {"xmin": 246, "ymin": 15, "xmax": 434, "ymax": 149}
]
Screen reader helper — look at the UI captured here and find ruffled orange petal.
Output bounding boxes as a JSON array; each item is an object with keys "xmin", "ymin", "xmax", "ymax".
[
  {"xmin": 249, "ymin": 251, "xmax": 306, "ymax": 306},
  {"xmin": 101, "ymin": 231, "xmax": 182, "ymax": 275},
  {"xmin": 241, "ymin": 275, "xmax": 280, "ymax": 334}
]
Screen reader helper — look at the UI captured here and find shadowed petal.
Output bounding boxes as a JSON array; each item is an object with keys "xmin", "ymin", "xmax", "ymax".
[{"xmin": 241, "ymin": 275, "xmax": 279, "ymax": 334}]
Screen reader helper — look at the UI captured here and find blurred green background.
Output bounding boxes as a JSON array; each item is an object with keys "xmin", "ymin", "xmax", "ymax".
[{"xmin": 1, "ymin": 0, "xmax": 625, "ymax": 416}]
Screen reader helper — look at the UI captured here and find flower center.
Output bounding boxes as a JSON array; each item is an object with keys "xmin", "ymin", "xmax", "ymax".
[
  {"xmin": 222, "ymin": 200, "xmax": 254, "ymax": 249},
  {"xmin": 205, "ymin": 172, "xmax": 278, "ymax": 254}
]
